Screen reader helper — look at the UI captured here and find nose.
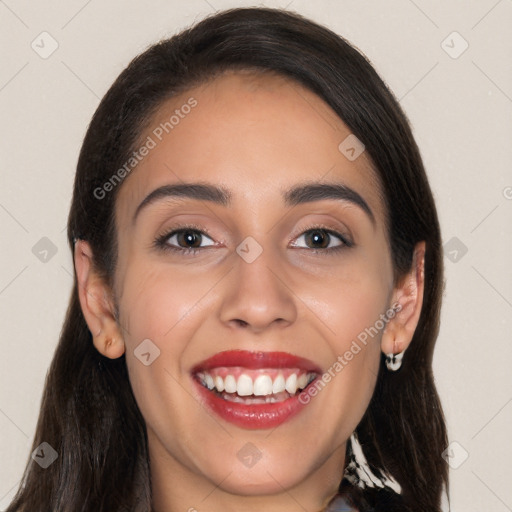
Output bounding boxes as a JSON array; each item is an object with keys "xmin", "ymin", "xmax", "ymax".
[{"xmin": 218, "ymin": 244, "xmax": 298, "ymax": 334}]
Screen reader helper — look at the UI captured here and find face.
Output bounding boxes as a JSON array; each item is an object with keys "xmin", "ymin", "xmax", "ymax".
[{"xmin": 110, "ymin": 71, "xmax": 397, "ymax": 504}]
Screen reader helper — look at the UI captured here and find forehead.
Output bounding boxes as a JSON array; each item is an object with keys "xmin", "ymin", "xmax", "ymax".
[{"xmin": 115, "ymin": 70, "xmax": 385, "ymax": 228}]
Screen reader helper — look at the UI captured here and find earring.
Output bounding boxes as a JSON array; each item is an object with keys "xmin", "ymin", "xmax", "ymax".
[{"xmin": 385, "ymin": 351, "xmax": 404, "ymax": 371}]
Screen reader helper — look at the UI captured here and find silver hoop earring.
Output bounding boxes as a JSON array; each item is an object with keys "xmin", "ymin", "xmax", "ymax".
[{"xmin": 385, "ymin": 351, "xmax": 404, "ymax": 371}]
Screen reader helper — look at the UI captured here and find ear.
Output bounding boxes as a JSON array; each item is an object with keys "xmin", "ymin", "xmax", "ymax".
[
  {"xmin": 74, "ymin": 239, "xmax": 125, "ymax": 359},
  {"xmin": 381, "ymin": 241, "xmax": 425, "ymax": 358}
]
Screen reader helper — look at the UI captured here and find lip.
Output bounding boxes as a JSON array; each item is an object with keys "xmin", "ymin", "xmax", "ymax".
[
  {"xmin": 191, "ymin": 350, "xmax": 322, "ymax": 430},
  {"xmin": 191, "ymin": 349, "xmax": 322, "ymax": 373}
]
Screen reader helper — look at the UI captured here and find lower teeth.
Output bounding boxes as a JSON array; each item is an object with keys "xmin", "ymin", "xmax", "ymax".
[{"xmin": 216, "ymin": 389, "xmax": 293, "ymax": 404}]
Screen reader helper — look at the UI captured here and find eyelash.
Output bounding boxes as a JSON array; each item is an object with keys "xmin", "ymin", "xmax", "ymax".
[{"xmin": 153, "ymin": 222, "xmax": 354, "ymax": 257}]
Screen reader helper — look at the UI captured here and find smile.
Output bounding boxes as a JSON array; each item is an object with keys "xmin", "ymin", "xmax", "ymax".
[
  {"xmin": 191, "ymin": 350, "xmax": 321, "ymax": 429},
  {"xmin": 197, "ymin": 367, "xmax": 317, "ymax": 402}
]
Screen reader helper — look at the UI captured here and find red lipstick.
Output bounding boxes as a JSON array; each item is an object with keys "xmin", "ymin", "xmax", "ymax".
[{"xmin": 191, "ymin": 350, "xmax": 321, "ymax": 430}]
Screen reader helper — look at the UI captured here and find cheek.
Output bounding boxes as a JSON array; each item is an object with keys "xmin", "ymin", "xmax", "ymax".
[
  {"xmin": 312, "ymin": 253, "xmax": 392, "ymax": 348},
  {"xmin": 303, "ymin": 252, "xmax": 391, "ymax": 422},
  {"xmin": 117, "ymin": 261, "xmax": 215, "ymax": 346},
  {"xmin": 118, "ymin": 264, "xmax": 208, "ymax": 447},
  {"xmin": 115, "ymin": 264, "xmax": 187, "ymax": 392}
]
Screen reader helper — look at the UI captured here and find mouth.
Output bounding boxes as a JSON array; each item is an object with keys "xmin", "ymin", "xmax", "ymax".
[{"xmin": 191, "ymin": 350, "xmax": 321, "ymax": 429}]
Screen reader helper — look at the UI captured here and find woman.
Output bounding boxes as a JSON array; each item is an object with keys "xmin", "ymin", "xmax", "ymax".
[{"xmin": 7, "ymin": 7, "xmax": 448, "ymax": 512}]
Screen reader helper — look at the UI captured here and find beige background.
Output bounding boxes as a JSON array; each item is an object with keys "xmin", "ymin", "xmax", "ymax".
[{"xmin": 1, "ymin": 1, "xmax": 511, "ymax": 510}]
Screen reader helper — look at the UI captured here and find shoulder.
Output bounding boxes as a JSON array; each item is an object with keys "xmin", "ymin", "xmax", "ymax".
[{"xmin": 325, "ymin": 493, "xmax": 359, "ymax": 512}]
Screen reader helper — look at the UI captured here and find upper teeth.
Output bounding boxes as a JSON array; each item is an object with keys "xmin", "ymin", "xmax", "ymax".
[{"xmin": 197, "ymin": 370, "xmax": 316, "ymax": 396}]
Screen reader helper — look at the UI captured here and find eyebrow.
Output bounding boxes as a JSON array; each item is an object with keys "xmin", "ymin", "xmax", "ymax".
[{"xmin": 132, "ymin": 181, "xmax": 375, "ymax": 225}]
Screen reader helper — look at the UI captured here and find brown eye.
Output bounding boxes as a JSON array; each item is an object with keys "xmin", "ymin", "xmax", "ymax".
[
  {"xmin": 304, "ymin": 229, "xmax": 331, "ymax": 249},
  {"xmin": 292, "ymin": 228, "xmax": 351, "ymax": 250},
  {"xmin": 291, "ymin": 227, "xmax": 350, "ymax": 251},
  {"xmin": 176, "ymin": 230, "xmax": 204, "ymax": 248},
  {"xmin": 156, "ymin": 227, "xmax": 216, "ymax": 253}
]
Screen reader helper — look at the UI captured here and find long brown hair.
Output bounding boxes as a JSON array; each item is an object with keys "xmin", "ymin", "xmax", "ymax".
[{"xmin": 7, "ymin": 7, "xmax": 448, "ymax": 511}]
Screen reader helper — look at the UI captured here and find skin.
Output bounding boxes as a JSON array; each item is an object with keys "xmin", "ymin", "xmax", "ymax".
[{"xmin": 74, "ymin": 71, "xmax": 425, "ymax": 512}]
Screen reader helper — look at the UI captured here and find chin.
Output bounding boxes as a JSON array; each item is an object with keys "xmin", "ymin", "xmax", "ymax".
[{"xmin": 205, "ymin": 457, "xmax": 311, "ymax": 496}]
